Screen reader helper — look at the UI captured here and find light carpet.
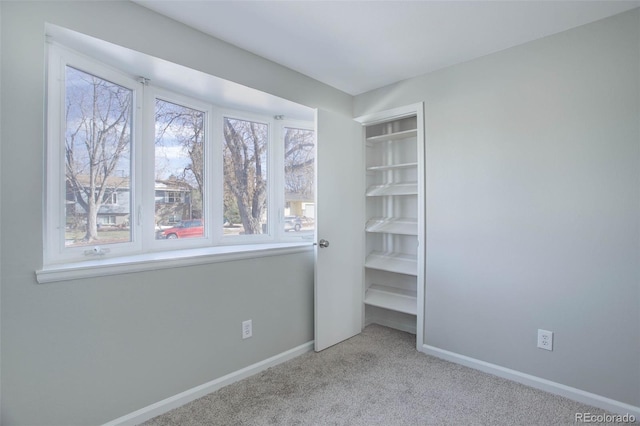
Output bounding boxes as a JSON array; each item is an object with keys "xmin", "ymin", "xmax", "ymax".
[{"xmin": 143, "ymin": 324, "xmax": 616, "ymax": 425}]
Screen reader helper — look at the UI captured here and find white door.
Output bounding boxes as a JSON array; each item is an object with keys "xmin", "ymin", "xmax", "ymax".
[{"xmin": 314, "ymin": 109, "xmax": 364, "ymax": 351}]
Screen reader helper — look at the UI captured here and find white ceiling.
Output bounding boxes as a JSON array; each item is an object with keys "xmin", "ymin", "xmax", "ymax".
[{"xmin": 135, "ymin": 1, "xmax": 640, "ymax": 95}]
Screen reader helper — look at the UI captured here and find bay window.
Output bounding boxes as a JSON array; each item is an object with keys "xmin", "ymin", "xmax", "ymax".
[{"xmin": 44, "ymin": 41, "xmax": 314, "ymax": 268}]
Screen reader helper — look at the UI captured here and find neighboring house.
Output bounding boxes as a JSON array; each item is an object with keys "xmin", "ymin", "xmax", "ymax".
[
  {"xmin": 66, "ymin": 174, "xmax": 131, "ymax": 228},
  {"xmin": 154, "ymin": 177, "xmax": 198, "ymax": 227},
  {"xmin": 66, "ymin": 175, "xmax": 196, "ymax": 229},
  {"xmin": 285, "ymin": 190, "xmax": 315, "ymax": 219}
]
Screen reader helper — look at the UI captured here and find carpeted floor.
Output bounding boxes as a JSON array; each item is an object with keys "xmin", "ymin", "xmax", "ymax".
[{"xmin": 143, "ymin": 324, "xmax": 616, "ymax": 425}]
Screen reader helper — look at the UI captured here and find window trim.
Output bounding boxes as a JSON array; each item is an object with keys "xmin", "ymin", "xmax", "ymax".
[{"xmin": 36, "ymin": 242, "xmax": 313, "ymax": 284}]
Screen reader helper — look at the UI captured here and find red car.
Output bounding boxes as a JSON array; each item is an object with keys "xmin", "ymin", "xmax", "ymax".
[{"xmin": 157, "ymin": 219, "xmax": 204, "ymax": 239}]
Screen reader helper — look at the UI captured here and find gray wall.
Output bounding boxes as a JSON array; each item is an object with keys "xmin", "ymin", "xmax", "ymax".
[
  {"xmin": 356, "ymin": 9, "xmax": 640, "ymax": 406},
  {"xmin": 0, "ymin": 1, "xmax": 350, "ymax": 424}
]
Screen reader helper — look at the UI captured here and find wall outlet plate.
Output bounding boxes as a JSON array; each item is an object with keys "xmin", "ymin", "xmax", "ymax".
[
  {"xmin": 242, "ymin": 319, "xmax": 253, "ymax": 339},
  {"xmin": 537, "ymin": 329, "xmax": 553, "ymax": 351}
]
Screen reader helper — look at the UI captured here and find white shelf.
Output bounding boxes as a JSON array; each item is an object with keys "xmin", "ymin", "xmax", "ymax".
[
  {"xmin": 365, "ymin": 251, "xmax": 417, "ymax": 276},
  {"xmin": 367, "ymin": 162, "xmax": 417, "ymax": 172},
  {"xmin": 364, "ymin": 284, "xmax": 417, "ymax": 315},
  {"xmin": 366, "ymin": 129, "xmax": 417, "ymax": 143},
  {"xmin": 365, "ymin": 217, "xmax": 418, "ymax": 235},
  {"xmin": 366, "ymin": 182, "xmax": 418, "ymax": 196}
]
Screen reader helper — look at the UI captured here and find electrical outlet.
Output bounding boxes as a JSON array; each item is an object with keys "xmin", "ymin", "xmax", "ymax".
[
  {"xmin": 242, "ymin": 319, "xmax": 252, "ymax": 339},
  {"xmin": 537, "ymin": 329, "xmax": 553, "ymax": 351}
]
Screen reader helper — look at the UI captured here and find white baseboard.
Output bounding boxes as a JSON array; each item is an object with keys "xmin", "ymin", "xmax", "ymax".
[
  {"xmin": 421, "ymin": 344, "xmax": 640, "ymax": 419},
  {"xmin": 104, "ymin": 341, "xmax": 314, "ymax": 426}
]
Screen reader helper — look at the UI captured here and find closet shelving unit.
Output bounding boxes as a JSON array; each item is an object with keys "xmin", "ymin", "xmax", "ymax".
[{"xmin": 357, "ymin": 104, "xmax": 424, "ymax": 341}]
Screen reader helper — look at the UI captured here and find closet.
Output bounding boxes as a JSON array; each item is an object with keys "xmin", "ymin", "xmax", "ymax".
[{"xmin": 357, "ymin": 104, "xmax": 425, "ymax": 344}]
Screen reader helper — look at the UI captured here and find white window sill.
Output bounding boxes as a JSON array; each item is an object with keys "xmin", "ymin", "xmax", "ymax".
[{"xmin": 36, "ymin": 242, "xmax": 314, "ymax": 284}]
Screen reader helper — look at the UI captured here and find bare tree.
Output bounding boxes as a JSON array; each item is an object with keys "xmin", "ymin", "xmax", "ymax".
[
  {"xmin": 284, "ymin": 127, "xmax": 315, "ymax": 198},
  {"xmin": 155, "ymin": 100, "xmax": 204, "ymax": 196},
  {"xmin": 154, "ymin": 100, "xmax": 205, "ymax": 223},
  {"xmin": 65, "ymin": 67, "xmax": 132, "ymax": 242},
  {"xmin": 223, "ymin": 118, "xmax": 268, "ymax": 234}
]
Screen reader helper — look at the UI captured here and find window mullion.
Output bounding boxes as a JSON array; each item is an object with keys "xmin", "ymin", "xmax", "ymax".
[
  {"xmin": 272, "ymin": 120, "xmax": 285, "ymax": 240},
  {"xmin": 210, "ymin": 109, "xmax": 224, "ymax": 246},
  {"xmin": 45, "ymin": 44, "xmax": 66, "ymax": 262},
  {"xmin": 140, "ymin": 83, "xmax": 156, "ymax": 252}
]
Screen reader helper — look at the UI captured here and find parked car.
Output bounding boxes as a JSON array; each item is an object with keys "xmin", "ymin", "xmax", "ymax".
[
  {"xmin": 284, "ymin": 216, "xmax": 302, "ymax": 232},
  {"xmin": 157, "ymin": 219, "xmax": 204, "ymax": 239}
]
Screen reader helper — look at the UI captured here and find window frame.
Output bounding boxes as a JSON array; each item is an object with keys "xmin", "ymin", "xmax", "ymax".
[
  {"xmin": 45, "ymin": 44, "xmax": 143, "ymax": 265},
  {"xmin": 98, "ymin": 215, "xmax": 117, "ymax": 226},
  {"xmin": 275, "ymin": 119, "xmax": 317, "ymax": 242},
  {"xmin": 143, "ymin": 86, "xmax": 215, "ymax": 252},
  {"xmin": 218, "ymin": 108, "xmax": 275, "ymax": 244},
  {"xmin": 163, "ymin": 192, "xmax": 183, "ymax": 204},
  {"xmin": 103, "ymin": 191, "xmax": 118, "ymax": 205},
  {"xmin": 44, "ymin": 42, "xmax": 315, "ymax": 270}
]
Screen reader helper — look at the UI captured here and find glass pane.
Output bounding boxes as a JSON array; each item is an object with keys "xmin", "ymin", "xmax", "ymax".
[
  {"xmin": 64, "ymin": 67, "xmax": 132, "ymax": 247},
  {"xmin": 223, "ymin": 118, "xmax": 268, "ymax": 236},
  {"xmin": 154, "ymin": 99, "xmax": 205, "ymax": 240},
  {"xmin": 284, "ymin": 127, "xmax": 315, "ymax": 236}
]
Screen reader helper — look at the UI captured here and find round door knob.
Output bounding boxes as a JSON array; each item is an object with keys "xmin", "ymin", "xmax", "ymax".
[{"xmin": 318, "ymin": 239, "xmax": 330, "ymax": 248}]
